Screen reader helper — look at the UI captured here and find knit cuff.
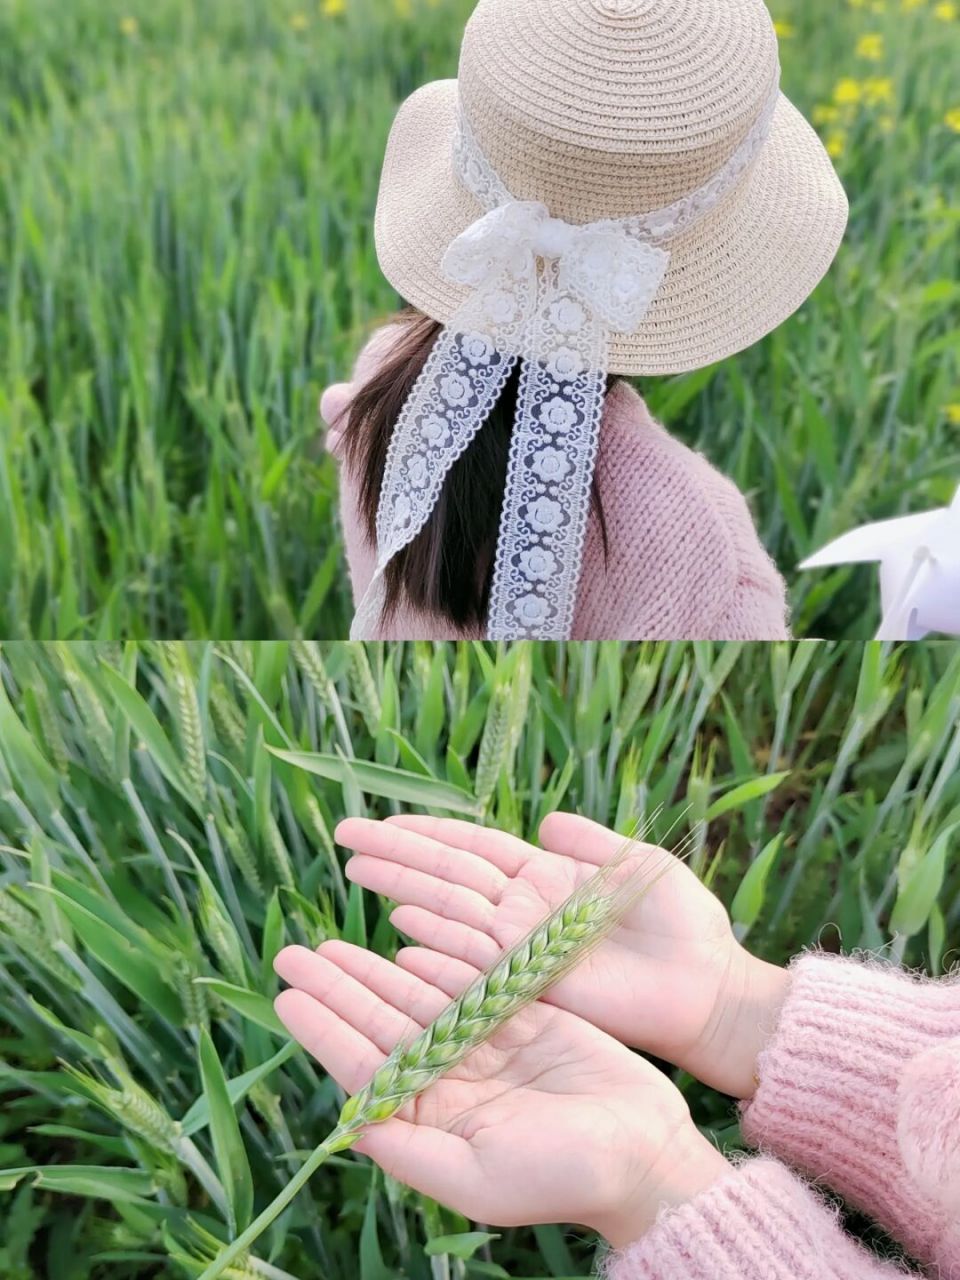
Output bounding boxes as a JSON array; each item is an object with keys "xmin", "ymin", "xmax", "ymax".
[
  {"xmin": 602, "ymin": 1157, "xmax": 912, "ymax": 1280},
  {"xmin": 740, "ymin": 952, "xmax": 960, "ymax": 1269}
]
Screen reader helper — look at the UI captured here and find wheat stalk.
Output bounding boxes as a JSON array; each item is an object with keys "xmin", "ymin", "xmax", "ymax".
[
  {"xmin": 262, "ymin": 814, "xmax": 296, "ymax": 891},
  {"xmin": 169, "ymin": 643, "xmax": 207, "ymax": 805},
  {"xmin": 198, "ymin": 820, "xmax": 683, "ymax": 1280},
  {"xmin": 0, "ymin": 891, "xmax": 78, "ymax": 988},
  {"xmin": 199, "ymin": 881, "xmax": 249, "ymax": 988},
  {"xmin": 213, "ymin": 813, "xmax": 264, "ymax": 897},
  {"xmin": 475, "ymin": 684, "xmax": 510, "ymax": 806},
  {"xmin": 349, "ymin": 644, "xmax": 382, "ymax": 734}
]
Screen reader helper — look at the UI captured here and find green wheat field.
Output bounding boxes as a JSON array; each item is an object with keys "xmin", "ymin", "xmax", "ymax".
[
  {"xmin": 0, "ymin": 0, "xmax": 958, "ymax": 638},
  {"xmin": 1, "ymin": 639, "xmax": 959, "ymax": 1276}
]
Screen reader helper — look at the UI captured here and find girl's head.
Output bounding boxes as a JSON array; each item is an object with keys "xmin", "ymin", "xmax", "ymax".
[{"xmin": 348, "ymin": 0, "xmax": 847, "ymax": 638}]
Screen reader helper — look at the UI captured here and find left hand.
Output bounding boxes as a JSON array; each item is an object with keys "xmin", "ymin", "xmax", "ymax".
[{"xmin": 274, "ymin": 939, "xmax": 726, "ymax": 1247}]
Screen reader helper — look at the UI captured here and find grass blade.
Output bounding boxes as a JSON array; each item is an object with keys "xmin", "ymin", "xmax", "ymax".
[
  {"xmin": 198, "ymin": 1030, "xmax": 255, "ymax": 1236},
  {"xmin": 268, "ymin": 748, "xmax": 483, "ymax": 813}
]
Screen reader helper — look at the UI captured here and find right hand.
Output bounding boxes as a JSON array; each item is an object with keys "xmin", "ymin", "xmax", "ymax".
[{"xmin": 336, "ymin": 811, "xmax": 791, "ymax": 1099}]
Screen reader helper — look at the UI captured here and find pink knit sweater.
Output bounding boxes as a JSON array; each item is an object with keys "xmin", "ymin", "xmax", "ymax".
[
  {"xmin": 321, "ymin": 324, "xmax": 788, "ymax": 640},
  {"xmin": 607, "ymin": 953, "xmax": 960, "ymax": 1280}
]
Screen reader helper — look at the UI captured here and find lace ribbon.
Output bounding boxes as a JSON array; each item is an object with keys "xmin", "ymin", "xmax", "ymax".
[{"xmin": 351, "ymin": 71, "xmax": 781, "ymax": 639}]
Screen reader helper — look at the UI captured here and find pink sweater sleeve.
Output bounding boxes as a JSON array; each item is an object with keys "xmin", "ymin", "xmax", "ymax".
[
  {"xmin": 740, "ymin": 953, "xmax": 960, "ymax": 1277},
  {"xmin": 604, "ymin": 1157, "xmax": 917, "ymax": 1280},
  {"xmin": 701, "ymin": 469, "xmax": 790, "ymax": 640}
]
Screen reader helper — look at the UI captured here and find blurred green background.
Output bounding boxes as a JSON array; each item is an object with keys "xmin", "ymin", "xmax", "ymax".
[
  {"xmin": 1, "ymin": 639, "xmax": 959, "ymax": 1276},
  {"xmin": 0, "ymin": 0, "xmax": 958, "ymax": 637}
]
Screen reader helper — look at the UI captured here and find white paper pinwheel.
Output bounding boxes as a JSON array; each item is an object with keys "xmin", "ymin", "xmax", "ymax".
[{"xmin": 799, "ymin": 485, "xmax": 960, "ymax": 640}]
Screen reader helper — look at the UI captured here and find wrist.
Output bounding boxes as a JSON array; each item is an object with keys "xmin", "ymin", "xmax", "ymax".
[
  {"xmin": 733, "ymin": 950, "xmax": 792, "ymax": 1099},
  {"xmin": 691, "ymin": 944, "xmax": 791, "ymax": 1100},
  {"xmin": 590, "ymin": 1126, "xmax": 728, "ymax": 1249}
]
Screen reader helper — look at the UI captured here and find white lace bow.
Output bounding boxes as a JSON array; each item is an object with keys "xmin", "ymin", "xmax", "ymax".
[
  {"xmin": 351, "ymin": 76, "xmax": 780, "ymax": 639},
  {"xmin": 442, "ymin": 201, "xmax": 671, "ymax": 336}
]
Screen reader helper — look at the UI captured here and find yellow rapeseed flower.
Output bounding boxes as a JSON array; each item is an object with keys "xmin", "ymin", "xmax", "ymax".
[
  {"xmin": 945, "ymin": 106, "xmax": 960, "ymax": 131},
  {"xmin": 119, "ymin": 16, "xmax": 139, "ymax": 36},
  {"xmin": 834, "ymin": 78, "xmax": 863, "ymax": 104},
  {"xmin": 773, "ymin": 20, "xmax": 796, "ymax": 37},
  {"xmin": 855, "ymin": 32, "xmax": 884, "ymax": 58},
  {"xmin": 863, "ymin": 76, "xmax": 894, "ymax": 104},
  {"xmin": 394, "ymin": 0, "xmax": 413, "ymax": 16},
  {"xmin": 321, "ymin": 0, "xmax": 346, "ymax": 13},
  {"xmin": 870, "ymin": 0, "xmax": 886, "ymax": 11},
  {"xmin": 813, "ymin": 103, "xmax": 842, "ymax": 124},
  {"xmin": 848, "ymin": 0, "xmax": 868, "ymax": 8},
  {"xmin": 945, "ymin": 404, "xmax": 960, "ymax": 426},
  {"xmin": 826, "ymin": 130, "xmax": 847, "ymax": 157},
  {"xmin": 934, "ymin": 1, "xmax": 957, "ymax": 18},
  {"xmin": 290, "ymin": 11, "xmax": 309, "ymax": 28},
  {"xmin": 900, "ymin": 0, "xmax": 924, "ymax": 9}
]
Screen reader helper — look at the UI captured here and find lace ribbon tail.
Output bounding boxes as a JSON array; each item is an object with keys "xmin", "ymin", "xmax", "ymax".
[
  {"xmin": 486, "ymin": 270, "xmax": 607, "ymax": 639},
  {"xmin": 348, "ymin": 326, "xmax": 518, "ymax": 639}
]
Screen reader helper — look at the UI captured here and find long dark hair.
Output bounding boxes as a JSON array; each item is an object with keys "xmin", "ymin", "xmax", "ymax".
[{"xmin": 341, "ymin": 307, "xmax": 611, "ymax": 630}]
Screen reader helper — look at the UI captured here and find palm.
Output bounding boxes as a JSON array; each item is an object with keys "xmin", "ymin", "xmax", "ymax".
[
  {"xmin": 336, "ymin": 811, "xmax": 741, "ymax": 1085},
  {"xmin": 410, "ymin": 1002, "xmax": 681, "ymax": 1227},
  {"xmin": 485, "ymin": 839, "xmax": 733, "ymax": 1054},
  {"xmin": 273, "ymin": 939, "xmax": 687, "ymax": 1232}
]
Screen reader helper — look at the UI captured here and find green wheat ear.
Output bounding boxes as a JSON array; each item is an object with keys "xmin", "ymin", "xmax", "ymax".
[{"xmin": 198, "ymin": 819, "xmax": 685, "ymax": 1280}]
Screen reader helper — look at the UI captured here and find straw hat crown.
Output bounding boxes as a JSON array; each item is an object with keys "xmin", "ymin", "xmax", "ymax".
[
  {"xmin": 458, "ymin": 0, "xmax": 781, "ymax": 223},
  {"xmin": 374, "ymin": 0, "xmax": 847, "ymax": 373}
]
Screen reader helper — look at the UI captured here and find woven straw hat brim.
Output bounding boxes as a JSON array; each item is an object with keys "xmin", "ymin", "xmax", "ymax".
[{"xmin": 374, "ymin": 79, "xmax": 849, "ymax": 376}]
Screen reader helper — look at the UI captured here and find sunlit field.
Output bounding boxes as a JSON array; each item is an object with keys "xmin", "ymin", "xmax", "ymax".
[
  {"xmin": 1, "ymin": 640, "xmax": 959, "ymax": 1276},
  {"xmin": 0, "ymin": 0, "xmax": 958, "ymax": 637}
]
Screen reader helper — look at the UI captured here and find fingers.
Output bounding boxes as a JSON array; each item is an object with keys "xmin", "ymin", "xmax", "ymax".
[
  {"xmin": 537, "ymin": 812, "xmax": 626, "ymax": 866},
  {"xmin": 314, "ymin": 939, "xmax": 451, "ymax": 1026},
  {"xmin": 274, "ymin": 988, "xmax": 380, "ymax": 1093},
  {"xmin": 382, "ymin": 814, "xmax": 533, "ymax": 875},
  {"xmin": 275, "ymin": 944, "xmax": 422, "ymax": 1055},
  {"xmin": 539, "ymin": 811, "xmax": 670, "ymax": 873},
  {"xmin": 336, "ymin": 816, "xmax": 509, "ymax": 900},
  {"xmin": 390, "ymin": 904, "xmax": 503, "ymax": 969},
  {"xmin": 395, "ymin": 946, "xmax": 481, "ymax": 998},
  {"xmin": 345, "ymin": 855, "xmax": 496, "ymax": 932}
]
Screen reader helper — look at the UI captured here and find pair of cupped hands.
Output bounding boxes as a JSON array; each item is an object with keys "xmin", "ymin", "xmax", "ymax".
[{"xmin": 274, "ymin": 813, "xmax": 791, "ymax": 1249}]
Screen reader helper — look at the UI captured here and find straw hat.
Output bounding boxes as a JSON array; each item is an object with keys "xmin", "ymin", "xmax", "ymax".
[{"xmin": 374, "ymin": 0, "xmax": 848, "ymax": 376}]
